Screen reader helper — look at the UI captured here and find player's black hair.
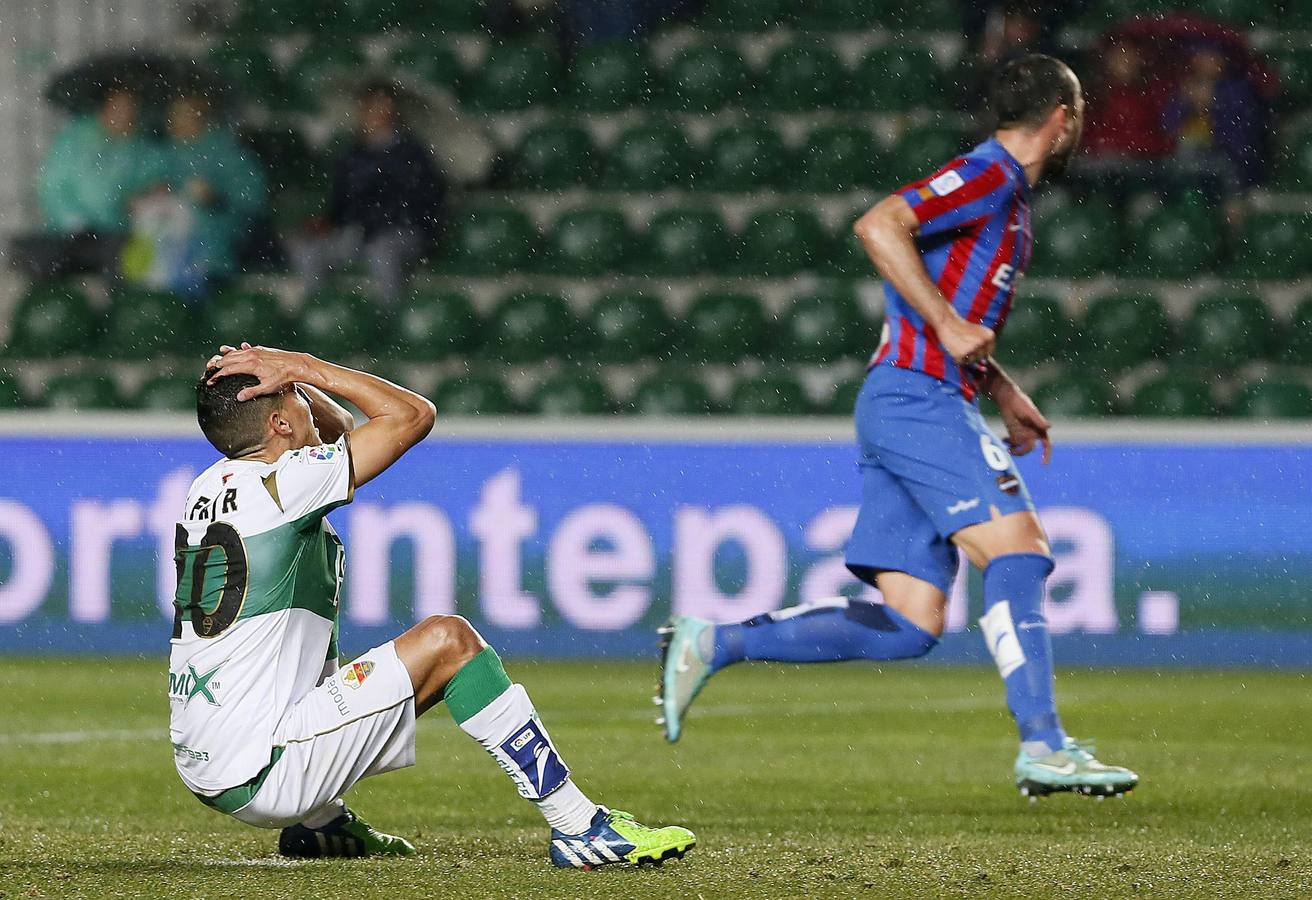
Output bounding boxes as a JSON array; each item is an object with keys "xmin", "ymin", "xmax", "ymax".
[
  {"xmin": 988, "ymin": 54, "xmax": 1078, "ymax": 130},
  {"xmin": 196, "ymin": 370, "xmax": 281, "ymax": 459}
]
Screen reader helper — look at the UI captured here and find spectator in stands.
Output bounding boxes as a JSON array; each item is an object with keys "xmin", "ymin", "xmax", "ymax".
[
  {"xmin": 1164, "ymin": 45, "xmax": 1269, "ymax": 191},
  {"xmin": 951, "ymin": 2, "xmax": 1062, "ymax": 114},
  {"xmin": 1082, "ymin": 39, "xmax": 1172, "ymax": 160},
  {"xmin": 19, "ymin": 88, "xmax": 166, "ymax": 278},
  {"xmin": 289, "ymin": 81, "xmax": 447, "ymax": 306},
  {"xmin": 161, "ymin": 92, "xmax": 266, "ymax": 290}
]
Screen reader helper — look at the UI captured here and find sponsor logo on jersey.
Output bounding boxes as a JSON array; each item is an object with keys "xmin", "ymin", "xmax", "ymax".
[
  {"xmin": 928, "ymin": 169, "xmax": 965, "ymax": 197},
  {"xmin": 168, "ymin": 663, "xmax": 223, "ymax": 708},
  {"xmin": 307, "ymin": 444, "xmax": 338, "ymax": 464},
  {"xmin": 341, "ymin": 660, "xmax": 374, "ymax": 690},
  {"xmin": 326, "ymin": 679, "xmax": 351, "ymax": 716}
]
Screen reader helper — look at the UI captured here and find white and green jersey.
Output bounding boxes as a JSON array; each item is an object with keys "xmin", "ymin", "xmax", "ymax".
[{"xmin": 168, "ymin": 435, "xmax": 354, "ymax": 794}]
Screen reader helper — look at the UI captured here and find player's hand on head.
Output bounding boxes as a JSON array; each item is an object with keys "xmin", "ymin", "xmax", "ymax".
[
  {"xmin": 204, "ymin": 342, "xmax": 253, "ymax": 372},
  {"xmin": 206, "ymin": 345, "xmax": 309, "ymax": 402}
]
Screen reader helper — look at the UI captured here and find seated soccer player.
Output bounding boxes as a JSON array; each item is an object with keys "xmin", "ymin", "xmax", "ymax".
[{"xmin": 170, "ymin": 343, "xmax": 694, "ymax": 867}]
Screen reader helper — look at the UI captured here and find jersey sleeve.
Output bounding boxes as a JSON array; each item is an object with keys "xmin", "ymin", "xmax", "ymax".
[
  {"xmin": 898, "ymin": 157, "xmax": 1013, "ymax": 238},
  {"xmin": 273, "ymin": 434, "xmax": 355, "ymax": 526}
]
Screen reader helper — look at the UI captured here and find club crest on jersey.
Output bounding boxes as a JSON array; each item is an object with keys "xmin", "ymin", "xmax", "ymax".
[
  {"xmin": 928, "ymin": 169, "xmax": 965, "ymax": 197},
  {"xmin": 342, "ymin": 660, "xmax": 374, "ymax": 689},
  {"xmin": 307, "ymin": 444, "xmax": 338, "ymax": 464}
]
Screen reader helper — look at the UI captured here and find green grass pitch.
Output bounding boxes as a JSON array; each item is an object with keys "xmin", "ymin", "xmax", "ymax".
[{"xmin": 1, "ymin": 657, "xmax": 1309, "ymax": 899}]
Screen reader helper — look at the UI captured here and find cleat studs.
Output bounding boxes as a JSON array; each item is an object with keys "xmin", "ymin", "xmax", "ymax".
[
  {"xmin": 652, "ymin": 696, "xmax": 663, "ymax": 705},
  {"xmin": 1029, "ymin": 795, "xmax": 1038, "ymax": 804},
  {"xmin": 655, "ymin": 716, "xmax": 666, "ymax": 725}
]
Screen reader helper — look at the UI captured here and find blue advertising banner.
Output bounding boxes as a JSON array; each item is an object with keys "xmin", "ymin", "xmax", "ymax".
[{"xmin": 1, "ymin": 422, "xmax": 1309, "ymax": 666}]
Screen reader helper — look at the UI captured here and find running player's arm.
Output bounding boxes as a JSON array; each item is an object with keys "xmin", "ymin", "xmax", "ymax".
[{"xmin": 980, "ymin": 360, "xmax": 1052, "ymax": 463}]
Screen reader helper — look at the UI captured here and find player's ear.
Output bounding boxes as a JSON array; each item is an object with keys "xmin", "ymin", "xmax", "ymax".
[{"xmin": 269, "ymin": 407, "xmax": 293, "ymax": 437}]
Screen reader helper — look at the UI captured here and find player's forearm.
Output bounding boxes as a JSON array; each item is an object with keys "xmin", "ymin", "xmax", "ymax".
[
  {"xmin": 854, "ymin": 200, "xmax": 962, "ymax": 332},
  {"xmin": 299, "ymin": 383, "xmax": 356, "ymax": 442},
  {"xmin": 297, "ymin": 356, "xmax": 435, "ymax": 439},
  {"xmin": 978, "ymin": 360, "xmax": 1014, "ymax": 399}
]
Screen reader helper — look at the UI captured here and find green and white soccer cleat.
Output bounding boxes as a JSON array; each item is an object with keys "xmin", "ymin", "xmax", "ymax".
[
  {"xmin": 1015, "ymin": 738, "xmax": 1139, "ymax": 801},
  {"xmin": 278, "ymin": 809, "xmax": 416, "ymax": 858},
  {"xmin": 656, "ymin": 615, "xmax": 717, "ymax": 742}
]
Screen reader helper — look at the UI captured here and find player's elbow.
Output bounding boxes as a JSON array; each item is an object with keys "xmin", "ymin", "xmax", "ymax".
[{"xmin": 409, "ymin": 398, "xmax": 436, "ymax": 441}]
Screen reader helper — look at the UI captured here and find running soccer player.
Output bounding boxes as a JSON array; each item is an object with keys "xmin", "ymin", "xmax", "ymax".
[
  {"xmin": 658, "ymin": 55, "xmax": 1138, "ymax": 800},
  {"xmin": 170, "ymin": 343, "xmax": 695, "ymax": 867}
]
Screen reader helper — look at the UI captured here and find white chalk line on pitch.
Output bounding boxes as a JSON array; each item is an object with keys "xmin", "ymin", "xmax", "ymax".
[{"xmin": 0, "ymin": 727, "xmax": 161, "ymax": 746}]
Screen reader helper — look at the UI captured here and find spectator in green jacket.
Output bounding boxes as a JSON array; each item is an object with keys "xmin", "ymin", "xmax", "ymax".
[{"xmin": 161, "ymin": 93, "xmax": 267, "ymax": 283}]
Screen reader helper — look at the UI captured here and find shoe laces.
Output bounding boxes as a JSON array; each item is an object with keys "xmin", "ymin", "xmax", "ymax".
[{"xmin": 1063, "ymin": 736, "xmax": 1098, "ymax": 761}]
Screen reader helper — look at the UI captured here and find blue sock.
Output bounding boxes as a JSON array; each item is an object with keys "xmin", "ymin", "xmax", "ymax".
[
  {"xmin": 709, "ymin": 598, "xmax": 938, "ymax": 672},
  {"xmin": 979, "ymin": 553, "xmax": 1067, "ymax": 755}
]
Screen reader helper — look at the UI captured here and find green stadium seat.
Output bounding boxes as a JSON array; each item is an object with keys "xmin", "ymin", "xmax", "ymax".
[
  {"xmin": 736, "ymin": 207, "xmax": 827, "ymax": 276},
  {"xmin": 101, "ymin": 287, "xmax": 191, "ymax": 359},
  {"xmin": 566, "ymin": 42, "xmax": 648, "ymax": 112},
  {"xmin": 199, "ymin": 290, "xmax": 288, "ymax": 350},
  {"xmin": 229, "ymin": 0, "xmax": 315, "ymax": 34},
  {"xmin": 823, "ymin": 220, "xmax": 873, "ymax": 278},
  {"xmin": 758, "ymin": 42, "xmax": 845, "ymax": 111},
  {"xmin": 10, "ymin": 284, "xmax": 96, "ymax": 357},
  {"xmin": 1229, "ymin": 214, "xmax": 1312, "ymax": 281},
  {"xmin": 640, "ymin": 208, "xmax": 731, "ymax": 276},
  {"xmin": 296, "ymin": 289, "xmax": 380, "ymax": 360},
  {"xmin": 433, "ymin": 375, "xmax": 518, "ymax": 415},
  {"xmin": 1194, "ymin": 0, "xmax": 1276, "ymax": 27},
  {"xmin": 699, "ymin": 0, "xmax": 790, "ymax": 31},
  {"xmin": 658, "ymin": 44, "xmax": 750, "ymax": 112},
  {"xmin": 729, "ymin": 373, "xmax": 810, "ymax": 415},
  {"xmin": 778, "ymin": 288, "xmax": 867, "ymax": 362},
  {"xmin": 461, "ymin": 43, "xmax": 561, "ymax": 111},
  {"xmin": 1231, "ymin": 377, "xmax": 1312, "ymax": 419},
  {"xmin": 237, "ymin": 126, "xmax": 322, "ymax": 193},
  {"xmin": 363, "ymin": 0, "xmax": 484, "ymax": 32},
  {"xmin": 586, "ymin": 291, "xmax": 673, "ymax": 362},
  {"xmin": 529, "ymin": 372, "xmax": 611, "ymax": 416},
  {"xmin": 1032, "ymin": 373, "xmax": 1117, "ymax": 417},
  {"xmin": 546, "ymin": 208, "xmax": 633, "ymax": 276},
  {"xmin": 683, "ymin": 292, "xmax": 768, "ymax": 362},
  {"xmin": 393, "ymin": 289, "xmax": 479, "ymax": 357},
  {"xmin": 1080, "ymin": 292, "xmax": 1170, "ymax": 372},
  {"xmin": 1127, "ymin": 373, "xmax": 1215, "ymax": 417},
  {"xmin": 796, "ymin": 0, "xmax": 890, "ymax": 29},
  {"xmin": 444, "ymin": 207, "xmax": 537, "ymax": 274},
  {"xmin": 508, "ymin": 123, "xmax": 595, "ymax": 190},
  {"xmin": 1271, "ymin": 48, "xmax": 1312, "ymax": 111},
  {"xmin": 491, "ymin": 291, "xmax": 574, "ymax": 363},
  {"xmin": 996, "ymin": 293, "xmax": 1071, "ymax": 367},
  {"xmin": 1282, "ymin": 295, "xmax": 1312, "ymax": 365},
  {"xmin": 1183, "ymin": 292, "xmax": 1275, "ymax": 369},
  {"xmin": 603, "ymin": 122, "xmax": 695, "ymax": 191},
  {"xmin": 824, "ymin": 374, "xmax": 865, "ymax": 414},
  {"xmin": 702, "ymin": 124, "xmax": 789, "ymax": 191},
  {"xmin": 630, "ymin": 371, "xmax": 714, "ymax": 415},
  {"xmin": 40, "ymin": 373, "xmax": 122, "ymax": 410},
  {"xmin": 1028, "ymin": 202, "xmax": 1117, "ymax": 277},
  {"xmin": 797, "ymin": 126, "xmax": 879, "ymax": 192},
  {"xmin": 288, "ymin": 41, "xmax": 367, "ymax": 105},
  {"xmin": 1276, "ymin": 126, "xmax": 1312, "ymax": 190},
  {"xmin": 134, "ymin": 374, "xmax": 198, "ymax": 411},
  {"xmin": 390, "ymin": 41, "xmax": 464, "ymax": 89},
  {"xmin": 1126, "ymin": 204, "xmax": 1218, "ymax": 278},
  {"xmin": 851, "ymin": 47, "xmax": 942, "ymax": 112},
  {"xmin": 888, "ymin": 123, "xmax": 968, "ymax": 185},
  {"xmin": 0, "ymin": 371, "xmax": 22, "ymax": 408},
  {"xmin": 208, "ymin": 44, "xmax": 306, "ymax": 113}
]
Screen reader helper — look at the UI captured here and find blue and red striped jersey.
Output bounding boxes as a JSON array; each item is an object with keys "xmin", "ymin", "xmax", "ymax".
[{"xmin": 870, "ymin": 137, "xmax": 1034, "ymax": 401}]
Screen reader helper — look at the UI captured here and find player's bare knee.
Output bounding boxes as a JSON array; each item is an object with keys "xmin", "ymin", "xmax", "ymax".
[{"xmin": 418, "ymin": 615, "xmax": 484, "ymax": 666}]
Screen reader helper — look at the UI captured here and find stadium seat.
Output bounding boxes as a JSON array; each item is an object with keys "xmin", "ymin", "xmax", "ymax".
[
  {"xmin": 1277, "ymin": 126, "xmax": 1312, "ymax": 191},
  {"xmin": 1028, "ymin": 202, "xmax": 1117, "ymax": 277},
  {"xmin": 1127, "ymin": 373, "xmax": 1215, "ymax": 417},
  {"xmin": 630, "ymin": 371, "xmax": 715, "ymax": 415},
  {"xmin": 797, "ymin": 126, "xmax": 879, "ymax": 192},
  {"xmin": 851, "ymin": 47, "xmax": 942, "ymax": 112},
  {"xmin": 295, "ymin": 289, "xmax": 380, "ymax": 360},
  {"xmin": 40, "ymin": 374, "xmax": 122, "ymax": 410},
  {"xmin": 1194, "ymin": 0, "xmax": 1276, "ymax": 27},
  {"xmin": 1229, "ymin": 214, "xmax": 1312, "ymax": 281},
  {"xmin": 134, "ymin": 374, "xmax": 198, "ymax": 411},
  {"xmin": 208, "ymin": 44, "xmax": 305, "ymax": 113},
  {"xmin": 566, "ymin": 42, "xmax": 648, "ymax": 111},
  {"xmin": 362, "ymin": 0, "xmax": 484, "ymax": 32},
  {"xmin": 10, "ymin": 284, "xmax": 96, "ymax": 357},
  {"xmin": 795, "ymin": 0, "xmax": 890, "ymax": 29},
  {"xmin": 433, "ymin": 374, "xmax": 518, "ymax": 415},
  {"xmin": 1126, "ymin": 204, "xmax": 1217, "ymax": 278},
  {"xmin": 658, "ymin": 44, "xmax": 750, "ymax": 112},
  {"xmin": 586, "ymin": 291, "xmax": 673, "ymax": 362},
  {"xmin": 729, "ymin": 373, "xmax": 810, "ymax": 415},
  {"xmin": 1231, "ymin": 377, "xmax": 1312, "ymax": 419},
  {"xmin": 758, "ymin": 42, "xmax": 845, "ymax": 111},
  {"xmin": 237, "ymin": 126, "xmax": 322, "ymax": 193},
  {"xmin": 1032, "ymin": 373, "xmax": 1117, "ymax": 417},
  {"xmin": 736, "ymin": 207, "xmax": 826, "ymax": 276},
  {"xmin": 640, "ymin": 208, "xmax": 731, "ymax": 277},
  {"xmin": 461, "ymin": 42, "xmax": 561, "ymax": 111},
  {"xmin": 288, "ymin": 40, "xmax": 367, "ymax": 106},
  {"xmin": 199, "ymin": 290, "xmax": 288, "ymax": 349},
  {"xmin": 1182, "ymin": 292, "xmax": 1275, "ymax": 368},
  {"xmin": 101, "ymin": 287, "xmax": 191, "ymax": 358},
  {"xmin": 529, "ymin": 372, "xmax": 611, "ymax": 416},
  {"xmin": 490, "ymin": 291, "xmax": 574, "ymax": 362},
  {"xmin": 702, "ymin": 124, "xmax": 789, "ymax": 191},
  {"xmin": 888, "ymin": 0, "xmax": 964, "ymax": 31},
  {"xmin": 778, "ymin": 287, "xmax": 867, "ymax": 362},
  {"xmin": 683, "ymin": 292, "xmax": 768, "ymax": 362},
  {"xmin": 997, "ymin": 293, "xmax": 1071, "ymax": 367},
  {"xmin": 546, "ymin": 208, "xmax": 633, "ymax": 276},
  {"xmin": 888, "ymin": 123, "xmax": 968, "ymax": 185},
  {"xmin": 508, "ymin": 123, "xmax": 595, "ymax": 190},
  {"xmin": 1282, "ymin": 295, "xmax": 1312, "ymax": 365},
  {"xmin": 0, "ymin": 371, "xmax": 22, "ymax": 408},
  {"xmin": 1271, "ymin": 48, "xmax": 1312, "ymax": 112},
  {"xmin": 393, "ymin": 289, "xmax": 479, "ymax": 357},
  {"xmin": 698, "ymin": 0, "xmax": 790, "ymax": 31},
  {"xmin": 390, "ymin": 41, "xmax": 463, "ymax": 88},
  {"xmin": 1080, "ymin": 292, "xmax": 1170, "ymax": 372},
  {"xmin": 228, "ymin": 0, "xmax": 315, "ymax": 34},
  {"xmin": 824, "ymin": 374, "xmax": 865, "ymax": 414},
  {"xmin": 823, "ymin": 219, "xmax": 873, "ymax": 278},
  {"xmin": 603, "ymin": 122, "xmax": 695, "ymax": 191},
  {"xmin": 443, "ymin": 207, "xmax": 537, "ymax": 274}
]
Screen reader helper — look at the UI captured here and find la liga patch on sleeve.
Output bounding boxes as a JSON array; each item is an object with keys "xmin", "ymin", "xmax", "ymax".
[{"xmin": 928, "ymin": 170, "xmax": 965, "ymax": 196}]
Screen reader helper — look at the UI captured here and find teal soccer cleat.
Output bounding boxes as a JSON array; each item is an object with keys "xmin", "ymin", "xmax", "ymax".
[
  {"xmin": 656, "ymin": 616, "xmax": 717, "ymax": 742},
  {"xmin": 278, "ymin": 808, "xmax": 416, "ymax": 858},
  {"xmin": 1015, "ymin": 738, "xmax": 1139, "ymax": 801}
]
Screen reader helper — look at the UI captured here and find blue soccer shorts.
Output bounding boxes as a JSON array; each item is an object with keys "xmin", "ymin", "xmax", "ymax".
[{"xmin": 844, "ymin": 366, "xmax": 1036, "ymax": 593}]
